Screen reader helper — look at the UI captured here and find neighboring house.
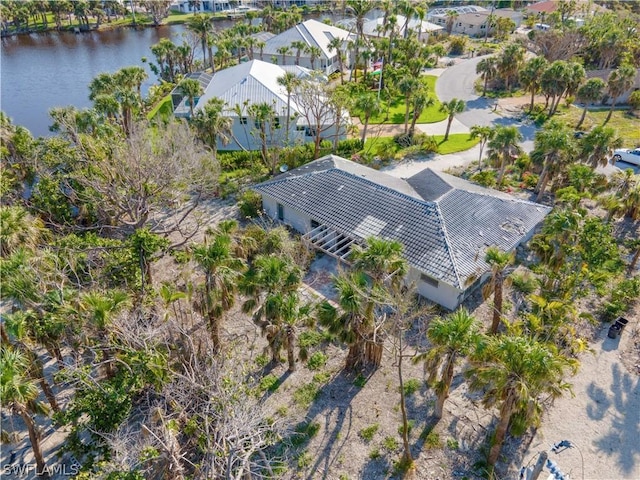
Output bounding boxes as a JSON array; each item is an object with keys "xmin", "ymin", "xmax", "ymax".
[
  {"xmin": 428, "ymin": 5, "xmax": 522, "ymax": 36},
  {"xmin": 585, "ymin": 69, "xmax": 640, "ymax": 104},
  {"xmin": 260, "ymin": 19, "xmax": 355, "ymax": 75},
  {"xmin": 361, "ymin": 14, "xmax": 443, "ymax": 41},
  {"xmin": 173, "ymin": 60, "xmax": 346, "ymax": 151},
  {"xmin": 171, "ymin": 71, "xmax": 212, "ymax": 113},
  {"xmin": 253, "ymin": 155, "xmax": 551, "ymax": 310},
  {"xmin": 526, "ymin": 0, "xmax": 609, "ymax": 20}
]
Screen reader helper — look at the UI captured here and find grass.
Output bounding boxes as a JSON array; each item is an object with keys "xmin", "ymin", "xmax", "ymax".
[
  {"xmin": 353, "ymin": 76, "xmax": 447, "ymax": 125},
  {"xmin": 306, "ymin": 352, "xmax": 328, "ymax": 371},
  {"xmin": 358, "ymin": 424, "xmax": 380, "ymax": 442},
  {"xmin": 257, "ymin": 373, "xmax": 281, "ymax": 394},
  {"xmin": 401, "ymin": 379, "xmax": 422, "ymax": 397},
  {"xmin": 383, "ymin": 436, "xmax": 400, "ymax": 452},
  {"xmin": 362, "ymin": 133, "xmax": 479, "ymax": 157},
  {"xmin": 553, "ymin": 106, "xmax": 640, "ymax": 148},
  {"xmin": 293, "ymin": 383, "xmax": 320, "ymax": 409}
]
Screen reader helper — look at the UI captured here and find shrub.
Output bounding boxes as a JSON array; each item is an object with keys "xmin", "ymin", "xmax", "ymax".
[
  {"xmin": 629, "ymin": 90, "xmax": 640, "ymax": 111},
  {"xmin": 401, "ymin": 379, "xmax": 422, "ymax": 396},
  {"xmin": 449, "ymin": 36, "xmax": 467, "ymax": 55},
  {"xmin": 600, "ymin": 277, "xmax": 640, "ymax": 321},
  {"xmin": 258, "ymin": 374, "xmax": 281, "ymax": 393},
  {"xmin": 307, "ymin": 351, "xmax": 327, "ymax": 371},
  {"xmin": 293, "ymin": 383, "xmax": 320, "ymax": 408},
  {"xmin": 422, "ymin": 430, "xmax": 442, "ymax": 449},
  {"xmin": 397, "ymin": 419, "xmax": 415, "ymax": 436},
  {"xmin": 470, "ymin": 170, "xmax": 497, "ymax": 187},
  {"xmin": 383, "ymin": 436, "xmax": 399, "ymax": 452},
  {"xmin": 520, "ymin": 171, "xmax": 538, "ymax": 189},
  {"xmin": 219, "ymin": 150, "xmax": 262, "ymax": 171},
  {"xmin": 336, "ymin": 138, "xmax": 363, "ymax": 157},
  {"xmin": 353, "ymin": 374, "xmax": 367, "ymax": 388},
  {"xmin": 238, "ymin": 190, "xmax": 263, "ymax": 218},
  {"xmin": 359, "ymin": 424, "xmax": 380, "ymax": 442}
]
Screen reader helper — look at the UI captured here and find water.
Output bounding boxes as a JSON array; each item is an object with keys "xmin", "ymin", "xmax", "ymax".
[{"xmin": 1, "ymin": 25, "xmax": 191, "ymax": 137}]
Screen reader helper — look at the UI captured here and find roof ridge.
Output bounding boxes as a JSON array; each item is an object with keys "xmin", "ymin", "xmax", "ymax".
[{"xmin": 433, "ymin": 201, "xmax": 464, "ymax": 289}]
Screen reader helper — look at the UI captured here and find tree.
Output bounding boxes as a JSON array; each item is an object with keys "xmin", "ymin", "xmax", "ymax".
[
  {"xmin": 290, "ymin": 40, "xmax": 306, "ymax": 66},
  {"xmin": 469, "ymin": 125, "xmax": 495, "ymax": 171},
  {"xmin": 484, "ymin": 247, "xmax": 514, "ymax": 335},
  {"xmin": 496, "ymin": 43, "xmax": 524, "ymax": 92},
  {"xmin": 520, "ymin": 56, "xmax": 548, "ymax": 112},
  {"xmin": 328, "ymin": 36, "xmax": 345, "ymax": 84},
  {"xmin": 0, "ymin": 347, "xmax": 49, "ymax": 476},
  {"xmin": 277, "ymin": 72, "xmax": 300, "ymax": 145},
  {"xmin": 604, "ymin": 63, "xmax": 636, "ymax": 124},
  {"xmin": 247, "ymin": 102, "xmax": 279, "ymax": 173},
  {"xmin": 354, "ymin": 92, "xmax": 381, "ymax": 144},
  {"xmin": 408, "ymin": 85, "xmax": 434, "ymax": 137},
  {"xmin": 0, "ymin": 206, "xmax": 47, "ymax": 258},
  {"xmin": 439, "ymin": 98, "xmax": 465, "ymax": 141},
  {"xmin": 187, "ymin": 14, "xmax": 214, "ymax": 68},
  {"xmin": 276, "ymin": 45, "xmax": 291, "ymax": 65},
  {"xmin": 575, "ymin": 77, "xmax": 606, "ymax": 129},
  {"xmin": 531, "ymin": 119, "xmax": 574, "ymax": 201},
  {"xmin": 396, "ymin": 72, "xmax": 419, "ymax": 134},
  {"xmin": 305, "ymin": 45, "xmax": 322, "ymax": 70},
  {"xmin": 346, "ymin": 0, "xmax": 373, "ymax": 81},
  {"xmin": 467, "ymin": 335, "xmax": 577, "ymax": 468},
  {"xmin": 192, "ymin": 97, "xmax": 233, "ymax": 157},
  {"xmin": 193, "ymin": 223, "xmax": 246, "ymax": 352},
  {"xmin": 179, "ymin": 78, "xmax": 203, "ymax": 118},
  {"xmin": 580, "ymin": 125, "xmax": 622, "ymax": 169},
  {"xmin": 476, "ymin": 56, "xmax": 497, "ymax": 96},
  {"xmin": 445, "ymin": 10, "xmax": 458, "ymax": 34},
  {"xmin": 487, "ymin": 126, "xmax": 522, "ymax": 185},
  {"xmin": 540, "ymin": 60, "xmax": 573, "ymax": 116},
  {"xmin": 414, "ymin": 309, "xmax": 480, "ymax": 419}
]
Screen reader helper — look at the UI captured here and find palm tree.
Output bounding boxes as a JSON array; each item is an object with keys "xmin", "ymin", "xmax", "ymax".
[
  {"xmin": 445, "ymin": 10, "xmax": 459, "ymax": 34},
  {"xmin": 575, "ymin": 77, "xmax": 606, "ymax": 129},
  {"xmin": 467, "ymin": 335, "xmax": 577, "ymax": 468},
  {"xmin": 354, "ymin": 92, "xmax": 381, "ymax": 144},
  {"xmin": 277, "ymin": 72, "xmax": 300, "ymax": 145},
  {"xmin": 290, "ymin": 40, "xmax": 306, "ymax": 66},
  {"xmin": 305, "ymin": 45, "xmax": 322, "ymax": 70},
  {"xmin": 604, "ymin": 63, "xmax": 636, "ymax": 124},
  {"xmin": 476, "ymin": 56, "xmax": 497, "ymax": 96},
  {"xmin": 413, "ymin": 309, "xmax": 480, "ymax": 419},
  {"xmin": 579, "ymin": 125, "xmax": 622, "ymax": 168},
  {"xmin": 397, "ymin": 72, "xmax": 419, "ymax": 134},
  {"xmin": 179, "ymin": 78, "xmax": 203, "ymax": 119},
  {"xmin": 193, "ymin": 225, "xmax": 246, "ymax": 352},
  {"xmin": 187, "ymin": 13, "xmax": 214, "ymax": 68},
  {"xmin": 346, "ymin": 0, "xmax": 373, "ymax": 81},
  {"xmin": 0, "ymin": 206, "xmax": 47, "ymax": 258},
  {"xmin": 519, "ymin": 56, "xmax": 548, "ymax": 113},
  {"xmin": 496, "ymin": 43, "xmax": 524, "ymax": 92},
  {"xmin": 192, "ymin": 97, "xmax": 233, "ymax": 157},
  {"xmin": 469, "ymin": 125, "xmax": 495, "ymax": 171},
  {"xmin": 350, "ymin": 237, "xmax": 408, "ymax": 289},
  {"xmin": 247, "ymin": 102, "xmax": 276, "ymax": 173},
  {"xmin": 277, "ymin": 45, "xmax": 291, "ymax": 65},
  {"xmin": 256, "ymin": 40, "xmax": 266, "ymax": 61},
  {"xmin": 241, "ymin": 255, "xmax": 303, "ymax": 364},
  {"xmin": 440, "ymin": 98, "xmax": 465, "ymax": 141},
  {"xmin": 484, "ymin": 247, "xmax": 514, "ymax": 335},
  {"xmin": 0, "ymin": 346, "xmax": 49, "ymax": 475},
  {"xmin": 117, "ymin": 66, "xmax": 147, "ymax": 98},
  {"xmin": 80, "ymin": 290, "xmax": 129, "ymax": 378},
  {"xmin": 408, "ymin": 85, "xmax": 434, "ymax": 137},
  {"xmin": 541, "ymin": 60, "xmax": 573, "ymax": 116},
  {"xmin": 328, "ymin": 36, "xmax": 345, "ymax": 84},
  {"xmin": 487, "ymin": 126, "xmax": 522, "ymax": 185},
  {"xmin": 531, "ymin": 119, "xmax": 574, "ymax": 201}
]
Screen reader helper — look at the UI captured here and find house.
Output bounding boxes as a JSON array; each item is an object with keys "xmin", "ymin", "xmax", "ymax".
[
  {"xmin": 361, "ymin": 14, "xmax": 443, "ymax": 41},
  {"xmin": 260, "ymin": 19, "xmax": 355, "ymax": 75},
  {"xmin": 585, "ymin": 68, "xmax": 640, "ymax": 104},
  {"xmin": 173, "ymin": 60, "xmax": 346, "ymax": 151},
  {"xmin": 525, "ymin": 0, "xmax": 609, "ymax": 20},
  {"xmin": 253, "ymin": 156, "xmax": 551, "ymax": 310},
  {"xmin": 428, "ymin": 5, "xmax": 522, "ymax": 37}
]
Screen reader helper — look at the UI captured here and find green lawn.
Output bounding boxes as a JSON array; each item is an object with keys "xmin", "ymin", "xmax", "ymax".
[
  {"xmin": 553, "ymin": 106, "xmax": 640, "ymax": 148},
  {"xmin": 354, "ymin": 76, "xmax": 447, "ymax": 125},
  {"xmin": 363, "ymin": 133, "xmax": 479, "ymax": 157}
]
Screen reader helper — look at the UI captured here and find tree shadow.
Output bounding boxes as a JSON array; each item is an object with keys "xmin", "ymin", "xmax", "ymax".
[{"xmin": 591, "ymin": 363, "xmax": 640, "ymax": 476}]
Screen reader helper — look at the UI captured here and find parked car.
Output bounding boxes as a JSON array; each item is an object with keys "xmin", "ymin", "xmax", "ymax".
[{"xmin": 612, "ymin": 148, "xmax": 640, "ymax": 166}]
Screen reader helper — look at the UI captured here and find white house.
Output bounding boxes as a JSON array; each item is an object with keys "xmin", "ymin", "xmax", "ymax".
[
  {"xmin": 429, "ymin": 5, "xmax": 522, "ymax": 37},
  {"xmin": 260, "ymin": 19, "xmax": 355, "ymax": 75},
  {"xmin": 173, "ymin": 60, "xmax": 346, "ymax": 151},
  {"xmin": 361, "ymin": 13, "xmax": 443, "ymax": 41},
  {"xmin": 253, "ymin": 156, "xmax": 551, "ymax": 310}
]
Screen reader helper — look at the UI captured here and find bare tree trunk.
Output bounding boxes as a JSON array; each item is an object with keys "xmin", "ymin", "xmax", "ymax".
[
  {"xmin": 286, "ymin": 327, "xmax": 296, "ymax": 372},
  {"xmin": 487, "ymin": 397, "xmax": 515, "ymax": 466},
  {"xmin": 17, "ymin": 405, "xmax": 47, "ymax": 476},
  {"xmin": 576, "ymin": 105, "xmax": 588, "ymax": 128},
  {"xmin": 489, "ymin": 275, "xmax": 503, "ymax": 335},
  {"xmin": 397, "ymin": 337, "xmax": 413, "ymax": 468}
]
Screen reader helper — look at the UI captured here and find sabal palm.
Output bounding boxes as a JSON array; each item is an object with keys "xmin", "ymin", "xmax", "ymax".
[
  {"xmin": 487, "ymin": 126, "xmax": 522, "ymax": 185},
  {"xmin": 497, "ymin": 43, "xmax": 524, "ymax": 92},
  {"xmin": 580, "ymin": 125, "xmax": 622, "ymax": 168},
  {"xmin": 413, "ymin": 309, "xmax": 480, "ymax": 419},
  {"xmin": 193, "ymin": 97, "xmax": 233, "ymax": 156},
  {"xmin": 604, "ymin": 63, "xmax": 636, "ymax": 124},
  {"xmin": 187, "ymin": 14, "xmax": 214, "ymax": 68},
  {"xmin": 350, "ymin": 237, "xmax": 408, "ymax": 288},
  {"xmin": 466, "ymin": 335, "xmax": 577, "ymax": 467},
  {"xmin": 0, "ymin": 206, "xmax": 47, "ymax": 257},
  {"xmin": 519, "ymin": 56, "xmax": 548, "ymax": 112},
  {"xmin": 179, "ymin": 78, "xmax": 203, "ymax": 118},
  {"xmin": 531, "ymin": 119, "xmax": 574, "ymax": 201},
  {"xmin": 247, "ymin": 102, "xmax": 276, "ymax": 172},
  {"xmin": 277, "ymin": 45, "xmax": 291, "ymax": 65},
  {"xmin": 440, "ymin": 98, "xmax": 465, "ymax": 141},
  {"xmin": 277, "ymin": 72, "xmax": 299, "ymax": 145},
  {"xmin": 290, "ymin": 40, "xmax": 306, "ymax": 66},
  {"xmin": 575, "ymin": 77, "xmax": 605, "ymax": 128},
  {"xmin": 346, "ymin": 0, "xmax": 373, "ymax": 80},
  {"xmin": 0, "ymin": 347, "xmax": 48, "ymax": 475},
  {"xmin": 117, "ymin": 66, "xmax": 147, "ymax": 98},
  {"xmin": 328, "ymin": 36, "xmax": 345, "ymax": 84},
  {"xmin": 396, "ymin": 73, "xmax": 419, "ymax": 134},
  {"xmin": 484, "ymin": 247, "xmax": 514, "ymax": 335},
  {"xmin": 192, "ymin": 231, "xmax": 245, "ymax": 352},
  {"xmin": 354, "ymin": 92, "xmax": 381, "ymax": 144},
  {"xmin": 476, "ymin": 56, "xmax": 497, "ymax": 96},
  {"xmin": 409, "ymin": 85, "xmax": 433, "ymax": 136},
  {"xmin": 305, "ymin": 45, "xmax": 322, "ymax": 70},
  {"xmin": 469, "ymin": 125, "xmax": 495, "ymax": 170}
]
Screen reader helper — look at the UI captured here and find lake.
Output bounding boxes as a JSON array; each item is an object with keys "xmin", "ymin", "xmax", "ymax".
[{"xmin": 1, "ymin": 24, "xmax": 192, "ymax": 137}]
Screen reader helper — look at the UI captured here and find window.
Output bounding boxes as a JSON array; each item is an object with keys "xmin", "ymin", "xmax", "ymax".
[
  {"xmin": 240, "ymin": 117, "xmax": 248, "ymax": 125},
  {"xmin": 311, "ymin": 219, "xmax": 320, "ymax": 228},
  {"xmin": 277, "ymin": 203, "xmax": 284, "ymax": 221},
  {"xmin": 420, "ymin": 273, "xmax": 439, "ymax": 288},
  {"xmin": 274, "ymin": 117, "xmax": 281, "ymax": 129},
  {"xmin": 305, "ymin": 127, "xmax": 317, "ymax": 137},
  {"xmin": 254, "ymin": 119, "xmax": 262, "ymax": 129}
]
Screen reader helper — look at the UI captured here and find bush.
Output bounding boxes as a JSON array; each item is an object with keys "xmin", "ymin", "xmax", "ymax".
[
  {"xmin": 401, "ymin": 379, "xmax": 422, "ymax": 396},
  {"xmin": 449, "ymin": 36, "xmax": 467, "ymax": 55},
  {"xmin": 470, "ymin": 170, "xmax": 497, "ymax": 187},
  {"xmin": 336, "ymin": 138, "xmax": 363, "ymax": 157},
  {"xmin": 359, "ymin": 424, "xmax": 379, "ymax": 442},
  {"xmin": 629, "ymin": 90, "xmax": 640, "ymax": 111},
  {"xmin": 219, "ymin": 150, "xmax": 262, "ymax": 171},
  {"xmin": 306, "ymin": 351, "xmax": 327, "ymax": 371},
  {"xmin": 600, "ymin": 277, "xmax": 640, "ymax": 321},
  {"xmin": 238, "ymin": 190, "xmax": 263, "ymax": 218}
]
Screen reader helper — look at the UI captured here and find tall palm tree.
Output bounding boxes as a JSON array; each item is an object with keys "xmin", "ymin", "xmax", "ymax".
[
  {"xmin": 305, "ymin": 45, "xmax": 322, "ymax": 70},
  {"xmin": 354, "ymin": 92, "xmax": 381, "ymax": 144},
  {"xmin": 531, "ymin": 119, "xmax": 574, "ymax": 201},
  {"xmin": 193, "ymin": 225, "xmax": 246, "ymax": 352},
  {"xmin": 467, "ymin": 335, "xmax": 577, "ymax": 468},
  {"xmin": 413, "ymin": 309, "xmax": 480, "ymax": 419},
  {"xmin": 0, "ymin": 346, "xmax": 49, "ymax": 475},
  {"xmin": 277, "ymin": 72, "xmax": 300, "ymax": 145},
  {"xmin": 484, "ymin": 247, "xmax": 514, "ymax": 335},
  {"xmin": 247, "ymin": 102, "xmax": 276, "ymax": 173},
  {"xmin": 179, "ymin": 78, "xmax": 203, "ymax": 118},
  {"xmin": 276, "ymin": 45, "xmax": 291, "ymax": 65},
  {"xmin": 496, "ymin": 43, "xmax": 524, "ymax": 92},
  {"xmin": 117, "ymin": 66, "xmax": 148, "ymax": 98},
  {"xmin": 328, "ymin": 36, "xmax": 345, "ymax": 84},
  {"xmin": 350, "ymin": 237, "xmax": 408, "ymax": 289},
  {"xmin": 579, "ymin": 125, "xmax": 622, "ymax": 168},
  {"xmin": 192, "ymin": 97, "xmax": 233, "ymax": 157},
  {"xmin": 346, "ymin": 0, "xmax": 373, "ymax": 81},
  {"xmin": 487, "ymin": 125, "xmax": 522, "ymax": 185},
  {"xmin": 575, "ymin": 77, "xmax": 606, "ymax": 129},
  {"xmin": 476, "ymin": 56, "xmax": 497, "ymax": 96},
  {"xmin": 604, "ymin": 63, "xmax": 636, "ymax": 124},
  {"xmin": 440, "ymin": 98, "xmax": 465, "ymax": 141},
  {"xmin": 0, "ymin": 206, "xmax": 47, "ymax": 258},
  {"xmin": 290, "ymin": 40, "xmax": 306, "ymax": 66},
  {"xmin": 397, "ymin": 72, "xmax": 419, "ymax": 134},
  {"xmin": 409, "ymin": 85, "xmax": 434, "ymax": 137},
  {"xmin": 519, "ymin": 56, "xmax": 548, "ymax": 113},
  {"xmin": 541, "ymin": 60, "xmax": 573, "ymax": 116},
  {"xmin": 445, "ymin": 10, "xmax": 459, "ymax": 34},
  {"xmin": 469, "ymin": 125, "xmax": 495, "ymax": 171},
  {"xmin": 187, "ymin": 13, "xmax": 214, "ymax": 68}
]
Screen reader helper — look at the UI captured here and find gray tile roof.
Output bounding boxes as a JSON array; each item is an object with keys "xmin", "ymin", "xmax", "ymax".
[{"xmin": 254, "ymin": 156, "xmax": 551, "ymax": 289}]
